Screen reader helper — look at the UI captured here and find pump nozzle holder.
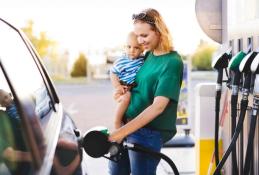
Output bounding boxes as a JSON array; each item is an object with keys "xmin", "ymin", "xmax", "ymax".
[
  {"xmin": 250, "ymin": 54, "xmax": 259, "ymax": 73},
  {"xmin": 239, "ymin": 52, "xmax": 258, "ymax": 73},
  {"xmin": 212, "ymin": 52, "xmax": 231, "ymax": 70},
  {"xmin": 228, "ymin": 51, "xmax": 247, "ymax": 71}
]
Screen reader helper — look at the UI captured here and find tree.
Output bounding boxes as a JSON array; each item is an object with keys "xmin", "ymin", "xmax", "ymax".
[
  {"xmin": 21, "ymin": 20, "xmax": 56, "ymax": 59},
  {"xmin": 70, "ymin": 53, "xmax": 88, "ymax": 77},
  {"xmin": 191, "ymin": 41, "xmax": 218, "ymax": 70}
]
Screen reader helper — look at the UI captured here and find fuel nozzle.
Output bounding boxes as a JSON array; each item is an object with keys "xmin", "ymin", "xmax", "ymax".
[
  {"xmin": 239, "ymin": 51, "xmax": 258, "ymax": 73},
  {"xmin": 227, "ymin": 51, "xmax": 247, "ymax": 175},
  {"xmin": 228, "ymin": 51, "xmax": 247, "ymax": 93},
  {"xmin": 79, "ymin": 127, "xmax": 180, "ymax": 174},
  {"xmin": 79, "ymin": 126, "xmax": 123, "ymax": 162},
  {"xmin": 211, "ymin": 47, "xmax": 232, "ymax": 169},
  {"xmin": 239, "ymin": 51, "xmax": 258, "ymax": 93},
  {"xmin": 211, "ymin": 47, "xmax": 231, "ymax": 70},
  {"xmin": 250, "ymin": 53, "xmax": 259, "ymax": 94},
  {"xmin": 212, "ymin": 47, "xmax": 232, "ymax": 90}
]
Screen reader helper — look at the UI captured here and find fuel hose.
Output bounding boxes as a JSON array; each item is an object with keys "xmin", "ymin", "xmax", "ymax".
[{"xmin": 213, "ymin": 72, "xmax": 251, "ymax": 175}]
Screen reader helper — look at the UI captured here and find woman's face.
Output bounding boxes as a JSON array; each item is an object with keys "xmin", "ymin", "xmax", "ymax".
[{"xmin": 133, "ymin": 22, "xmax": 160, "ymax": 51}]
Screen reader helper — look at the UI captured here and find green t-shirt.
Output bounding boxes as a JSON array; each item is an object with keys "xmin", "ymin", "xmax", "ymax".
[{"xmin": 125, "ymin": 51, "xmax": 183, "ymax": 142}]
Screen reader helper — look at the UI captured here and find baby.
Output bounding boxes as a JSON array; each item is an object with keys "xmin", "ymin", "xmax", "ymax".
[
  {"xmin": 0, "ymin": 89, "xmax": 19, "ymax": 120},
  {"xmin": 110, "ymin": 31, "xmax": 144, "ymax": 129}
]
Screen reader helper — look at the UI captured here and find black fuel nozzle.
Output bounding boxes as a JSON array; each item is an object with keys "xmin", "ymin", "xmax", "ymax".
[
  {"xmin": 239, "ymin": 51, "xmax": 258, "ymax": 93},
  {"xmin": 211, "ymin": 48, "xmax": 231, "ymax": 70},
  {"xmin": 79, "ymin": 127, "xmax": 180, "ymax": 175},
  {"xmin": 251, "ymin": 53, "xmax": 259, "ymax": 74},
  {"xmin": 250, "ymin": 54, "xmax": 259, "ymax": 95},
  {"xmin": 211, "ymin": 47, "xmax": 232, "ymax": 169},
  {"xmin": 78, "ymin": 127, "xmax": 124, "ymax": 162},
  {"xmin": 211, "ymin": 48, "xmax": 232, "ymax": 92}
]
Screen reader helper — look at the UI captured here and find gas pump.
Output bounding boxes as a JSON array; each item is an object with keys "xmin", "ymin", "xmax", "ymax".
[
  {"xmin": 213, "ymin": 51, "xmax": 258, "ymax": 175},
  {"xmin": 211, "ymin": 48, "xmax": 231, "ymax": 169},
  {"xmin": 243, "ymin": 53, "xmax": 259, "ymax": 174},
  {"xmin": 75, "ymin": 127, "xmax": 180, "ymax": 175},
  {"xmin": 228, "ymin": 51, "xmax": 247, "ymax": 175}
]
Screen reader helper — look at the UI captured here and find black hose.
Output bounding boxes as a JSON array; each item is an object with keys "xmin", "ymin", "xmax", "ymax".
[
  {"xmin": 239, "ymin": 124, "xmax": 244, "ymax": 175},
  {"xmin": 124, "ymin": 142, "xmax": 180, "ymax": 175},
  {"xmin": 230, "ymin": 72, "xmax": 241, "ymax": 175},
  {"xmin": 215, "ymin": 68, "xmax": 223, "ymax": 168},
  {"xmin": 213, "ymin": 99, "xmax": 248, "ymax": 175},
  {"xmin": 213, "ymin": 73, "xmax": 251, "ymax": 175},
  {"xmin": 243, "ymin": 104, "xmax": 258, "ymax": 174}
]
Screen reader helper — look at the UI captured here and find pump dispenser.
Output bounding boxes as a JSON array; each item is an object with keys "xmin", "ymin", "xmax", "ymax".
[
  {"xmin": 211, "ymin": 48, "xmax": 232, "ymax": 170},
  {"xmin": 228, "ymin": 51, "xmax": 247, "ymax": 175},
  {"xmin": 214, "ymin": 51, "xmax": 258, "ymax": 175}
]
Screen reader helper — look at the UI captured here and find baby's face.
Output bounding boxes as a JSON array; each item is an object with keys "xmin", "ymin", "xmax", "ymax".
[
  {"xmin": 125, "ymin": 35, "xmax": 143, "ymax": 60},
  {"xmin": 0, "ymin": 91, "xmax": 13, "ymax": 107}
]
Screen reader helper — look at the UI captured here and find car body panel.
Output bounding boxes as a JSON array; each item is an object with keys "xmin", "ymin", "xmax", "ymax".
[{"xmin": 0, "ymin": 17, "xmax": 88, "ymax": 175}]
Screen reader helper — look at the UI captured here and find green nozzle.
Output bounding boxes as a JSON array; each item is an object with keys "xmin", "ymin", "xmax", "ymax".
[
  {"xmin": 229, "ymin": 51, "xmax": 247, "ymax": 71},
  {"xmin": 87, "ymin": 126, "xmax": 109, "ymax": 135},
  {"xmin": 100, "ymin": 128, "xmax": 109, "ymax": 135}
]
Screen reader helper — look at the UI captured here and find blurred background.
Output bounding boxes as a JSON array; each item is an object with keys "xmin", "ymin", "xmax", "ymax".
[
  {"xmin": 0, "ymin": 1, "xmax": 220, "ymax": 174},
  {"xmin": 0, "ymin": 0, "xmax": 218, "ymax": 82}
]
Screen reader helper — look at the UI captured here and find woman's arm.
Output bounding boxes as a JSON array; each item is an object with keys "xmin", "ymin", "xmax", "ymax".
[{"xmin": 108, "ymin": 96, "xmax": 170, "ymax": 142}]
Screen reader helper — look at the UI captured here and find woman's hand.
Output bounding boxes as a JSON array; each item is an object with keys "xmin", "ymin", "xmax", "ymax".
[
  {"xmin": 108, "ymin": 129, "xmax": 125, "ymax": 143},
  {"xmin": 109, "ymin": 96, "xmax": 170, "ymax": 143}
]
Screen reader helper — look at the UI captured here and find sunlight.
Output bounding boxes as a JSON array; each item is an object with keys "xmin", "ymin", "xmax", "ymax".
[{"xmin": 0, "ymin": 0, "xmax": 213, "ymax": 66}]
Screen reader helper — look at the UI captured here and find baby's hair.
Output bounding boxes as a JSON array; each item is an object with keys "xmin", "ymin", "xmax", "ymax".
[
  {"xmin": 127, "ymin": 31, "xmax": 137, "ymax": 39},
  {"xmin": 126, "ymin": 31, "xmax": 144, "ymax": 52}
]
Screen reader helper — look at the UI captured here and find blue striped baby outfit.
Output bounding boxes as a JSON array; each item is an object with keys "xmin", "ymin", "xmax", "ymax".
[{"xmin": 110, "ymin": 56, "xmax": 144, "ymax": 85}]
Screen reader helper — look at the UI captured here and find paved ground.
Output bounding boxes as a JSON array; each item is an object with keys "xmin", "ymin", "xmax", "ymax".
[{"xmin": 55, "ymin": 71, "xmax": 217, "ymax": 175}]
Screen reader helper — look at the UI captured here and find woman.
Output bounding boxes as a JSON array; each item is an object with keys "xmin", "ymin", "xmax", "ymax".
[{"xmin": 108, "ymin": 8, "xmax": 183, "ymax": 175}]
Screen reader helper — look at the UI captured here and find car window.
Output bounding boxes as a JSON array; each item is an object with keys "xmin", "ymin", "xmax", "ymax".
[
  {"xmin": 0, "ymin": 68, "xmax": 33, "ymax": 174},
  {"xmin": 0, "ymin": 21, "xmax": 53, "ymax": 120}
]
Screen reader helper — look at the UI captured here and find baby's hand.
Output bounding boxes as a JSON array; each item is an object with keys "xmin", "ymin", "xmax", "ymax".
[
  {"xmin": 113, "ymin": 85, "xmax": 127, "ymax": 100},
  {"xmin": 3, "ymin": 147, "xmax": 15, "ymax": 161}
]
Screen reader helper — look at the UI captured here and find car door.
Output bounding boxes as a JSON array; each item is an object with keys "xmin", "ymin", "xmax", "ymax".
[{"xmin": 0, "ymin": 18, "xmax": 84, "ymax": 175}]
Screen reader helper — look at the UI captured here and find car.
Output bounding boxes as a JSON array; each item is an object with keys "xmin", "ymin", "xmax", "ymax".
[{"xmin": 0, "ymin": 18, "xmax": 88, "ymax": 175}]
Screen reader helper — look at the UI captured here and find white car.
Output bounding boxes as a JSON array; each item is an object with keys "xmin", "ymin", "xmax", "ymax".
[{"xmin": 0, "ymin": 18, "xmax": 88, "ymax": 175}]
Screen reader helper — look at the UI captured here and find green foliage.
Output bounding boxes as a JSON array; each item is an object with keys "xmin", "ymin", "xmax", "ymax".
[
  {"xmin": 70, "ymin": 53, "xmax": 88, "ymax": 77},
  {"xmin": 21, "ymin": 20, "xmax": 56, "ymax": 59},
  {"xmin": 191, "ymin": 42, "xmax": 217, "ymax": 70}
]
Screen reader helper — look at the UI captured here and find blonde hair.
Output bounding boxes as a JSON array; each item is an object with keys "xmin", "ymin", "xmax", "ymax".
[{"xmin": 133, "ymin": 8, "xmax": 173, "ymax": 52}]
